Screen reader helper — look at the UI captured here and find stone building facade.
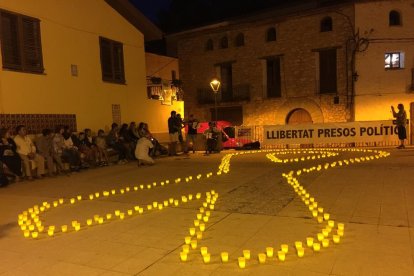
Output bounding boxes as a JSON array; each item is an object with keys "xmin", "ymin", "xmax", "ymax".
[{"xmin": 172, "ymin": 0, "xmax": 414, "ymax": 143}]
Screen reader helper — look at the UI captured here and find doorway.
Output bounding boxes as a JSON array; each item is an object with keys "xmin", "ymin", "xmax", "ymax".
[{"xmin": 286, "ymin": 108, "xmax": 313, "ymax": 125}]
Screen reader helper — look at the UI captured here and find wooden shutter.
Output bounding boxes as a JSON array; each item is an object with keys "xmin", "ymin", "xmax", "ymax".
[
  {"xmin": 21, "ymin": 17, "xmax": 43, "ymax": 72},
  {"xmin": 100, "ymin": 37, "xmax": 113, "ymax": 80},
  {"xmin": 266, "ymin": 58, "xmax": 281, "ymax": 98},
  {"xmin": 100, "ymin": 37, "xmax": 125, "ymax": 83},
  {"xmin": 319, "ymin": 49, "xmax": 337, "ymax": 93},
  {"xmin": 1, "ymin": 12, "xmax": 21, "ymax": 70},
  {"xmin": 112, "ymin": 42, "xmax": 124, "ymax": 82}
]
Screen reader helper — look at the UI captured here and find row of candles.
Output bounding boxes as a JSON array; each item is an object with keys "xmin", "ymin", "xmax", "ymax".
[
  {"xmin": 176, "ymin": 148, "xmax": 389, "ymax": 268},
  {"xmin": 179, "ymin": 190, "xmax": 219, "ymax": 262}
]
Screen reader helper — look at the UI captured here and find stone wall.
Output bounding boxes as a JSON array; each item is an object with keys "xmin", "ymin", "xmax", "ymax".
[{"xmin": 177, "ymin": 4, "xmax": 355, "ymax": 125}]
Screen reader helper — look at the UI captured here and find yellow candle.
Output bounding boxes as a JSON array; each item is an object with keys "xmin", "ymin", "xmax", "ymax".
[
  {"xmin": 138, "ymin": 208, "xmax": 144, "ymax": 214},
  {"xmin": 203, "ymin": 216, "xmax": 209, "ymax": 222},
  {"xmin": 182, "ymin": 245, "xmax": 190, "ymax": 253},
  {"xmin": 338, "ymin": 223, "xmax": 345, "ymax": 231},
  {"xmin": 277, "ymin": 251, "xmax": 286, "ymax": 261},
  {"xmin": 322, "ymin": 239, "xmax": 330, "ymax": 248},
  {"xmin": 77, "ymin": 195, "xmax": 82, "ymax": 201},
  {"xmin": 48, "ymin": 229, "xmax": 54, "ymax": 237},
  {"xmin": 200, "ymin": 246, "xmax": 208, "ymax": 256},
  {"xmin": 23, "ymin": 230, "xmax": 30, "ymax": 238},
  {"xmin": 194, "ymin": 220, "xmax": 200, "ymax": 227},
  {"xmin": 199, "ymin": 223, "xmax": 206, "ymax": 232},
  {"xmin": 31, "ymin": 232, "xmax": 39, "ymax": 238},
  {"xmin": 70, "ymin": 198, "xmax": 75, "ymax": 204},
  {"xmin": 203, "ymin": 253, "xmax": 211, "ymax": 263},
  {"xmin": 221, "ymin": 252, "xmax": 229, "ymax": 263},
  {"xmin": 322, "ymin": 229, "xmax": 329, "ymax": 237},
  {"xmin": 74, "ymin": 224, "xmax": 80, "ymax": 231},
  {"xmin": 337, "ymin": 229, "xmax": 344, "ymax": 237},
  {"xmin": 266, "ymin": 247, "xmax": 274, "ymax": 257},
  {"xmin": 209, "ymin": 205, "xmax": 215, "ymax": 210},
  {"xmin": 111, "ymin": 189, "xmax": 116, "ymax": 194},
  {"xmin": 318, "ymin": 207, "xmax": 324, "ymax": 213},
  {"xmin": 174, "ymin": 200, "xmax": 179, "ymax": 206},
  {"xmin": 59, "ymin": 198, "xmax": 64, "ymax": 204},
  {"xmin": 153, "ymin": 202, "xmax": 158, "ymax": 208},
  {"xmin": 185, "ymin": 236, "xmax": 191, "ymax": 244},
  {"xmin": 328, "ymin": 220, "xmax": 335, "ymax": 228},
  {"xmin": 317, "ymin": 216, "xmax": 324, "ymax": 223},
  {"xmin": 190, "ymin": 240, "xmax": 197, "ymax": 249},
  {"xmin": 61, "ymin": 225, "xmax": 68, "ymax": 232},
  {"xmin": 295, "ymin": 241, "xmax": 303, "ymax": 249},
  {"xmin": 115, "ymin": 210, "xmax": 120, "ymax": 216},
  {"xmin": 196, "ymin": 231, "xmax": 203, "ymax": 239},
  {"xmin": 197, "ymin": 213, "xmax": 202, "ymax": 220},
  {"xmin": 119, "ymin": 213, "xmax": 125, "ymax": 220},
  {"xmin": 95, "ymin": 192, "xmax": 100, "ymax": 198},
  {"xmin": 127, "ymin": 210, "xmax": 133, "ymax": 215},
  {"xmin": 189, "ymin": 228, "xmax": 196, "ymax": 236},
  {"xmin": 238, "ymin": 257, "xmax": 246, "ymax": 268},
  {"xmin": 243, "ymin": 249, "xmax": 250, "ymax": 260},
  {"xmin": 180, "ymin": 251, "xmax": 187, "ymax": 262},
  {"xmin": 297, "ymin": 247, "xmax": 304, "ymax": 257},
  {"xmin": 169, "ymin": 198, "xmax": 174, "ymax": 203},
  {"xmin": 324, "ymin": 213, "xmax": 330, "ymax": 220},
  {"xmin": 317, "ymin": 233, "xmax": 324, "ymax": 241},
  {"xmin": 89, "ymin": 194, "xmax": 94, "ymax": 200},
  {"xmin": 312, "ymin": 210, "xmax": 318, "ymax": 217},
  {"xmin": 106, "ymin": 214, "xmax": 112, "ymax": 220},
  {"xmin": 281, "ymin": 244, "xmax": 289, "ymax": 253},
  {"xmin": 333, "ymin": 235, "xmax": 340, "ymax": 244},
  {"xmin": 163, "ymin": 201, "xmax": 168, "ymax": 207},
  {"xmin": 98, "ymin": 217, "xmax": 104, "ymax": 224},
  {"xmin": 86, "ymin": 219, "xmax": 93, "ymax": 226},
  {"xmin": 313, "ymin": 243, "xmax": 321, "ymax": 252},
  {"xmin": 258, "ymin": 253, "xmax": 266, "ymax": 264},
  {"xmin": 205, "ymin": 211, "xmax": 211, "ymax": 217}
]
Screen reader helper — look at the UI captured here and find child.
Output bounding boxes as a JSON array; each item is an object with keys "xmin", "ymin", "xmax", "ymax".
[{"xmin": 94, "ymin": 129, "xmax": 109, "ymax": 166}]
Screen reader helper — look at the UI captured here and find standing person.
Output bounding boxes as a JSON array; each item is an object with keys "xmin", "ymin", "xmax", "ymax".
[
  {"xmin": 185, "ymin": 114, "xmax": 199, "ymax": 153},
  {"xmin": 176, "ymin": 114, "xmax": 184, "ymax": 143},
  {"xmin": 135, "ymin": 134, "xmax": 154, "ymax": 166},
  {"xmin": 0, "ymin": 128, "xmax": 22, "ymax": 181},
  {"xmin": 14, "ymin": 125, "xmax": 45, "ymax": 180},
  {"xmin": 391, "ymin": 103, "xmax": 408, "ymax": 149},
  {"xmin": 168, "ymin": 111, "xmax": 180, "ymax": 156}
]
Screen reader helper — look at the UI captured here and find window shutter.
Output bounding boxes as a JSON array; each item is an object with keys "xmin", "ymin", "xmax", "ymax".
[
  {"xmin": 21, "ymin": 17, "xmax": 43, "ymax": 72},
  {"xmin": 112, "ymin": 42, "xmax": 124, "ymax": 82},
  {"xmin": 319, "ymin": 49, "xmax": 337, "ymax": 93},
  {"xmin": 100, "ymin": 38, "xmax": 113, "ymax": 80},
  {"xmin": 1, "ymin": 12, "xmax": 21, "ymax": 69}
]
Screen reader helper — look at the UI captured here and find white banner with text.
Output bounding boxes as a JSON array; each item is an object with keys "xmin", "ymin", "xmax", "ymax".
[{"xmin": 263, "ymin": 120, "xmax": 403, "ymax": 145}]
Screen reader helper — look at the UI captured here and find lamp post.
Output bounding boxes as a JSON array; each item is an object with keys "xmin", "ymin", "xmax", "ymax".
[{"xmin": 210, "ymin": 78, "xmax": 221, "ymax": 121}]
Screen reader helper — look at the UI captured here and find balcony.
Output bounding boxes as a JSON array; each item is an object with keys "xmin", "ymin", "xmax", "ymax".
[{"xmin": 197, "ymin": 84, "xmax": 250, "ymax": 104}]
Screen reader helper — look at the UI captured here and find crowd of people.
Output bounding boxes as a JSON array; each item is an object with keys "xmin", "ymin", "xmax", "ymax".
[{"xmin": 0, "ymin": 121, "xmax": 167, "ymax": 186}]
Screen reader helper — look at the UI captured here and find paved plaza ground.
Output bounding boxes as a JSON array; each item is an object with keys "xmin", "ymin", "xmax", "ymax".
[{"xmin": 0, "ymin": 147, "xmax": 414, "ymax": 275}]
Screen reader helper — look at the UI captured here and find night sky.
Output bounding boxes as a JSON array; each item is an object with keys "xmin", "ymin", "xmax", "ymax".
[{"xmin": 129, "ymin": 0, "xmax": 172, "ymax": 23}]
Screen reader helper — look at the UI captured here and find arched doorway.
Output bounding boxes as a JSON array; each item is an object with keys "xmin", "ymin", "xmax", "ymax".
[{"xmin": 286, "ymin": 108, "xmax": 313, "ymax": 125}]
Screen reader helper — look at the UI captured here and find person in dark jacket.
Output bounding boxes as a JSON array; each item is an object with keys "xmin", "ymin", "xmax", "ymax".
[{"xmin": 0, "ymin": 128, "xmax": 22, "ymax": 181}]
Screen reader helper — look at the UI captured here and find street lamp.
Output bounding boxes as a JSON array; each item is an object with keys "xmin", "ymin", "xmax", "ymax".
[{"xmin": 210, "ymin": 78, "xmax": 221, "ymax": 121}]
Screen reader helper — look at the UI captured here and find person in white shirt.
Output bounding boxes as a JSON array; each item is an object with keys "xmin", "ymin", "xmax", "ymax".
[
  {"xmin": 135, "ymin": 135, "xmax": 154, "ymax": 166},
  {"xmin": 13, "ymin": 125, "xmax": 45, "ymax": 180}
]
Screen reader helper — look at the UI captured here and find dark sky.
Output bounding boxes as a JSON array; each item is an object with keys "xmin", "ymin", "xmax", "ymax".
[{"xmin": 129, "ymin": 0, "xmax": 172, "ymax": 23}]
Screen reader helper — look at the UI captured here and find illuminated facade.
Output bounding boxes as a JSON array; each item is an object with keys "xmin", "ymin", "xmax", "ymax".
[
  {"xmin": 172, "ymin": 0, "xmax": 413, "ymax": 143},
  {"xmin": 0, "ymin": 0, "xmax": 183, "ymax": 134}
]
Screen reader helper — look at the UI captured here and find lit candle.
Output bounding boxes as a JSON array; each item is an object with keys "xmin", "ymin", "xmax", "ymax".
[
  {"xmin": 197, "ymin": 213, "xmax": 202, "ymax": 220},
  {"xmin": 127, "ymin": 210, "xmax": 133, "ymax": 215},
  {"xmin": 169, "ymin": 198, "xmax": 174, "ymax": 204},
  {"xmin": 185, "ymin": 236, "xmax": 191, "ymax": 244},
  {"xmin": 337, "ymin": 229, "xmax": 344, "ymax": 237},
  {"xmin": 59, "ymin": 198, "xmax": 64, "ymax": 204},
  {"xmin": 277, "ymin": 251, "xmax": 286, "ymax": 261},
  {"xmin": 98, "ymin": 217, "xmax": 104, "ymax": 224},
  {"xmin": 203, "ymin": 253, "xmax": 211, "ymax": 263},
  {"xmin": 77, "ymin": 195, "xmax": 82, "ymax": 201},
  {"xmin": 182, "ymin": 245, "xmax": 190, "ymax": 253},
  {"xmin": 95, "ymin": 192, "xmax": 100, "ymax": 198},
  {"xmin": 23, "ymin": 230, "xmax": 30, "ymax": 238},
  {"xmin": 119, "ymin": 213, "xmax": 125, "ymax": 220},
  {"xmin": 297, "ymin": 247, "xmax": 304, "ymax": 257},
  {"xmin": 138, "ymin": 208, "xmax": 144, "ymax": 214},
  {"xmin": 205, "ymin": 211, "xmax": 211, "ymax": 217},
  {"xmin": 153, "ymin": 202, "xmax": 158, "ymax": 208},
  {"xmin": 115, "ymin": 210, "xmax": 120, "ymax": 216},
  {"xmin": 189, "ymin": 228, "xmax": 196, "ymax": 236},
  {"xmin": 266, "ymin": 247, "xmax": 274, "ymax": 257},
  {"xmin": 87, "ymin": 219, "xmax": 93, "ymax": 226},
  {"xmin": 313, "ymin": 243, "xmax": 321, "ymax": 252},
  {"xmin": 322, "ymin": 229, "xmax": 329, "ymax": 237},
  {"xmin": 174, "ymin": 200, "xmax": 179, "ymax": 206},
  {"xmin": 200, "ymin": 246, "xmax": 208, "ymax": 256},
  {"xmin": 209, "ymin": 205, "xmax": 215, "ymax": 210},
  {"xmin": 48, "ymin": 229, "xmax": 54, "ymax": 237},
  {"xmin": 203, "ymin": 216, "xmax": 209, "ymax": 223},
  {"xmin": 199, "ymin": 223, "xmax": 205, "ymax": 232},
  {"xmin": 317, "ymin": 233, "xmax": 324, "ymax": 241},
  {"xmin": 333, "ymin": 235, "xmax": 340, "ymax": 244},
  {"xmin": 258, "ymin": 253, "xmax": 266, "ymax": 264},
  {"xmin": 194, "ymin": 220, "xmax": 200, "ymax": 227},
  {"xmin": 324, "ymin": 213, "xmax": 330, "ymax": 220},
  {"xmin": 31, "ymin": 232, "xmax": 39, "ymax": 239},
  {"xmin": 163, "ymin": 201, "xmax": 168, "ymax": 207},
  {"xmin": 338, "ymin": 223, "xmax": 345, "ymax": 231},
  {"xmin": 196, "ymin": 231, "xmax": 203, "ymax": 239},
  {"xmin": 295, "ymin": 241, "xmax": 303, "ymax": 249},
  {"xmin": 221, "ymin": 252, "xmax": 229, "ymax": 263},
  {"xmin": 61, "ymin": 225, "xmax": 68, "ymax": 232},
  {"xmin": 317, "ymin": 216, "xmax": 324, "ymax": 223},
  {"xmin": 312, "ymin": 210, "xmax": 318, "ymax": 217},
  {"xmin": 328, "ymin": 220, "xmax": 335, "ymax": 228},
  {"xmin": 70, "ymin": 198, "xmax": 75, "ymax": 204},
  {"xmin": 238, "ymin": 257, "xmax": 246, "ymax": 268},
  {"xmin": 106, "ymin": 214, "xmax": 112, "ymax": 220},
  {"xmin": 180, "ymin": 251, "xmax": 187, "ymax": 262},
  {"xmin": 190, "ymin": 240, "xmax": 197, "ymax": 249},
  {"xmin": 243, "ymin": 250, "xmax": 250, "ymax": 260},
  {"xmin": 281, "ymin": 244, "xmax": 289, "ymax": 253},
  {"xmin": 322, "ymin": 239, "xmax": 330, "ymax": 248}
]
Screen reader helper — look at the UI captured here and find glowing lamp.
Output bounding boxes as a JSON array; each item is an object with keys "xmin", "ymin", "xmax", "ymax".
[
  {"xmin": 190, "ymin": 240, "xmax": 197, "ymax": 249},
  {"xmin": 297, "ymin": 247, "xmax": 304, "ymax": 257},
  {"xmin": 185, "ymin": 236, "xmax": 191, "ymax": 244},
  {"xmin": 338, "ymin": 223, "xmax": 345, "ymax": 231},
  {"xmin": 333, "ymin": 235, "xmax": 340, "ymax": 244},
  {"xmin": 199, "ymin": 223, "xmax": 206, "ymax": 232},
  {"xmin": 322, "ymin": 229, "xmax": 329, "ymax": 237},
  {"xmin": 182, "ymin": 245, "xmax": 190, "ymax": 253},
  {"xmin": 98, "ymin": 217, "xmax": 104, "ymax": 224},
  {"xmin": 203, "ymin": 253, "xmax": 211, "ymax": 263},
  {"xmin": 203, "ymin": 216, "xmax": 209, "ymax": 223},
  {"xmin": 31, "ymin": 232, "xmax": 39, "ymax": 239},
  {"xmin": 281, "ymin": 244, "xmax": 289, "ymax": 253},
  {"xmin": 197, "ymin": 214, "xmax": 202, "ymax": 220},
  {"xmin": 48, "ymin": 229, "xmax": 54, "ymax": 237},
  {"xmin": 238, "ymin": 257, "xmax": 246, "ymax": 268},
  {"xmin": 295, "ymin": 241, "xmax": 303, "ymax": 249},
  {"xmin": 180, "ymin": 252, "xmax": 187, "ymax": 262},
  {"xmin": 189, "ymin": 228, "xmax": 196, "ymax": 236},
  {"xmin": 221, "ymin": 252, "xmax": 229, "ymax": 263},
  {"xmin": 337, "ymin": 229, "xmax": 344, "ymax": 237},
  {"xmin": 87, "ymin": 219, "xmax": 93, "ymax": 226},
  {"xmin": 243, "ymin": 250, "xmax": 251, "ymax": 260},
  {"xmin": 328, "ymin": 220, "xmax": 335, "ymax": 228},
  {"xmin": 200, "ymin": 247, "xmax": 208, "ymax": 256},
  {"xmin": 322, "ymin": 239, "xmax": 330, "ymax": 248},
  {"xmin": 277, "ymin": 251, "xmax": 286, "ymax": 261},
  {"xmin": 266, "ymin": 247, "xmax": 274, "ymax": 257},
  {"xmin": 324, "ymin": 213, "xmax": 330, "ymax": 220},
  {"xmin": 106, "ymin": 214, "xmax": 112, "ymax": 220},
  {"xmin": 61, "ymin": 225, "xmax": 68, "ymax": 232},
  {"xmin": 313, "ymin": 243, "xmax": 321, "ymax": 252},
  {"xmin": 317, "ymin": 233, "xmax": 324, "ymax": 241}
]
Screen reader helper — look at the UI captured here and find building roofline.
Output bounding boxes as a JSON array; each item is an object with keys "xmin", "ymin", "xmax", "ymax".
[{"xmin": 105, "ymin": 0, "xmax": 163, "ymax": 41}]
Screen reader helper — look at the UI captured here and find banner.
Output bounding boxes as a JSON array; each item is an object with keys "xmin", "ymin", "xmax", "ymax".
[{"xmin": 263, "ymin": 120, "xmax": 404, "ymax": 145}]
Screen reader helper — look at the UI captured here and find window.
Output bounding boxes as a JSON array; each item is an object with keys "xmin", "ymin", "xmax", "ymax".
[
  {"xmin": 266, "ymin": 27, "xmax": 276, "ymax": 42},
  {"xmin": 0, "ymin": 10, "xmax": 43, "ymax": 73},
  {"xmin": 266, "ymin": 58, "xmax": 282, "ymax": 98},
  {"xmin": 220, "ymin": 63, "xmax": 233, "ymax": 101},
  {"xmin": 220, "ymin": 36, "xmax": 228, "ymax": 49},
  {"xmin": 389, "ymin": 10, "xmax": 401, "ymax": 26},
  {"xmin": 99, "ymin": 37, "xmax": 125, "ymax": 83},
  {"xmin": 385, "ymin": 52, "xmax": 404, "ymax": 69},
  {"xmin": 319, "ymin": 49, "xmax": 337, "ymax": 93},
  {"xmin": 320, "ymin": 17, "xmax": 333, "ymax": 32},
  {"xmin": 235, "ymin": 33, "xmax": 244, "ymax": 47},
  {"xmin": 205, "ymin": 39, "xmax": 213, "ymax": 51}
]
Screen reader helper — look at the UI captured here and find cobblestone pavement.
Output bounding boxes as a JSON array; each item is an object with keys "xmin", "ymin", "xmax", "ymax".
[{"xmin": 0, "ymin": 148, "xmax": 414, "ymax": 275}]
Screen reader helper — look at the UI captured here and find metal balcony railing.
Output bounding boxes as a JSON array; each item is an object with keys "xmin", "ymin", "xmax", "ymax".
[{"xmin": 197, "ymin": 84, "xmax": 250, "ymax": 104}]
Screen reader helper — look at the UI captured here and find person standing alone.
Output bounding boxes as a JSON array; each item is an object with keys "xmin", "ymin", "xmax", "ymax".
[
  {"xmin": 391, "ymin": 103, "xmax": 407, "ymax": 149},
  {"xmin": 168, "ymin": 111, "xmax": 180, "ymax": 156},
  {"xmin": 185, "ymin": 114, "xmax": 199, "ymax": 153}
]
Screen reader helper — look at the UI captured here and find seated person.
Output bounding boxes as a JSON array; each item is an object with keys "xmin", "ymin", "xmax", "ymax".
[
  {"xmin": 135, "ymin": 134, "xmax": 154, "ymax": 166},
  {"xmin": 94, "ymin": 129, "xmax": 109, "ymax": 166},
  {"xmin": 13, "ymin": 125, "xmax": 45, "ymax": 180},
  {"xmin": 36, "ymin": 129, "xmax": 65, "ymax": 175},
  {"xmin": 0, "ymin": 128, "xmax": 22, "ymax": 181},
  {"xmin": 77, "ymin": 131, "xmax": 97, "ymax": 166},
  {"xmin": 53, "ymin": 125, "xmax": 81, "ymax": 171},
  {"xmin": 106, "ymin": 123, "xmax": 131, "ymax": 164}
]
